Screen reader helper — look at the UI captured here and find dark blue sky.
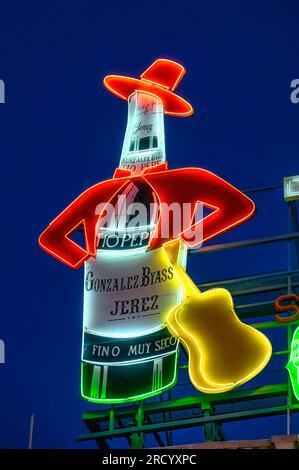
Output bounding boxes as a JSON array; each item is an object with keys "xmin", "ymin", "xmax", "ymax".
[{"xmin": 0, "ymin": 0, "xmax": 298, "ymax": 448}]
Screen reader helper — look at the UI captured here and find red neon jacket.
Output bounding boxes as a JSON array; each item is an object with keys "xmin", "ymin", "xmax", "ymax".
[{"xmin": 39, "ymin": 164, "xmax": 255, "ymax": 269}]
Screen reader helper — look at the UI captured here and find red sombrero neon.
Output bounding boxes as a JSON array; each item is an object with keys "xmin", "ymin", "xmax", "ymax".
[{"xmin": 103, "ymin": 58, "xmax": 194, "ymax": 117}]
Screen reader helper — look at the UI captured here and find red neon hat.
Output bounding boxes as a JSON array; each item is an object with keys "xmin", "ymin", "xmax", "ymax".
[{"xmin": 103, "ymin": 58, "xmax": 194, "ymax": 117}]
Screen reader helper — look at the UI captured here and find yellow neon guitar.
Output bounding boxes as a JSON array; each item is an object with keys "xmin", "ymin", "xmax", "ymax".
[{"xmin": 164, "ymin": 240, "xmax": 272, "ymax": 393}]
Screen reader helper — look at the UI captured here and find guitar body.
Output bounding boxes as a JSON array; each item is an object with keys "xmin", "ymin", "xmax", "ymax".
[
  {"xmin": 164, "ymin": 241, "xmax": 272, "ymax": 394},
  {"xmin": 167, "ymin": 288, "xmax": 272, "ymax": 393}
]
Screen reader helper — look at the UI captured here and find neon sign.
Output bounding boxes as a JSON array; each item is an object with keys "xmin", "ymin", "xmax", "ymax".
[
  {"xmin": 165, "ymin": 240, "xmax": 272, "ymax": 393},
  {"xmin": 81, "ymin": 238, "xmax": 185, "ymax": 402},
  {"xmin": 38, "ymin": 167, "xmax": 256, "ymax": 268},
  {"xmin": 275, "ymin": 294, "xmax": 299, "ymax": 323},
  {"xmin": 287, "ymin": 327, "xmax": 299, "ymax": 401},
  {"xmin": 39, "ymin": 58, "xmax": 271, "ymax": 402}
]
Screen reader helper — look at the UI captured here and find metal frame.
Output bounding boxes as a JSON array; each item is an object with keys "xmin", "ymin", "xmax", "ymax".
[{"xmin": 77, "ymin": 187, "xmax": 299, "ymax": 448}]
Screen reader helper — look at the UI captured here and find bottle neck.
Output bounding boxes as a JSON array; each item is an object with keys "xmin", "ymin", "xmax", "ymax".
[{"xmin": 119, "ymin": 91, "xmax": 166, "ymax": 175}]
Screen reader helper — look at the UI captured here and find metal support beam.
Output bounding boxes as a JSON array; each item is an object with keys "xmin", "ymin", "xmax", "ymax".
[
  {"xmin": 131, "ymin": 402, "xmax": 144, "ymax": 449},
  {"xmin": 202, "ymin": 403, "xmax": 225, "ymax": 442},
  {"xmin": 77, "ymin": 404, "xmax": 299, "ymax": 442},
  {"xmin": 82, "ymin": 383, "xmax": 288, "ymax": 424}
]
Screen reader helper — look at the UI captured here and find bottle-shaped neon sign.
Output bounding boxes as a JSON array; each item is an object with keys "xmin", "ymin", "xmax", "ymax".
[
  {"xmin": 39, "ymin": 59, "xmax": 272, "ymax": 403},
  {"xmin": 82, "ymin": 89, "xmax": 185, "ymax": 402}
]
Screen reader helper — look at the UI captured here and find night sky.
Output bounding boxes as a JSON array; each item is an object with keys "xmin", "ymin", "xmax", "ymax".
[{"xmin": 0, "ymin": 1, "xmax": 298, "ymax": 448}]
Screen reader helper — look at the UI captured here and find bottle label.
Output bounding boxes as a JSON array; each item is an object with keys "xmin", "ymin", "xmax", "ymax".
[
  {"xmin": 119, "ymin": 91, "xmax": 166, "ymax": 174},
  {"xmin": 83, "ymin": 328, "xmax": 178, "ymax": 364},
  {"xmin": 83, "ymin": 247, "xmax": 183, "ymax": 337}
]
